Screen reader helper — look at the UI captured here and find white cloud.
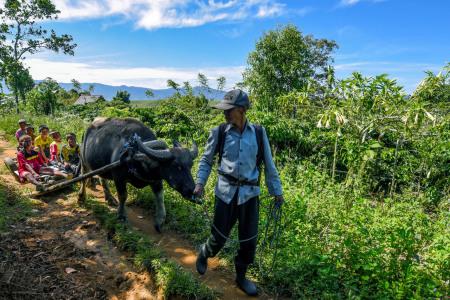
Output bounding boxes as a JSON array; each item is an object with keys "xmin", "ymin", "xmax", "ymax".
[
  {"xmin": 23, "ymin": 58, "xmax": 245, "ymax": 89},
  {"xmin": 340, "ymin": 0, "xmax": 361, "ymax": 6},
  {"xmin": 339, "ymin": 0, "xmax": 386, "ymax": 6},
  {"xmin": 52, "ymin": 0, "xmax": 286, "ymax": 30}
]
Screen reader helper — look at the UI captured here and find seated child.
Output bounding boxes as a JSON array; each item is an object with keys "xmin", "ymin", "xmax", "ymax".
[
  {"xmin": 60, "ymin": 133, "xmax": 80, "ymax": 176},
  {"xmin": 17, "ymin": 135, "xmax": 70, "ymax": 191},
  {"xmin": 15, "ymin": 119, "xmax": 29, "ymax": 150},
  {"xmin": 49, "ymin": 130, "xmax": 63, "ymax": 166},
  {"xmin": 26, "ymin": 126, "xmax": 37, "ymax": 148},
  {"xmin": 34, "ymin": 125, "xmax": 53, "ymax": 165}
]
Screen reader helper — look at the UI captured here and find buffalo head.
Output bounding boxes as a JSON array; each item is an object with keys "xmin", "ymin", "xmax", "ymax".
[{"xmin": 135, "ymin": 134, "xmax": 197, "ymax": 199}]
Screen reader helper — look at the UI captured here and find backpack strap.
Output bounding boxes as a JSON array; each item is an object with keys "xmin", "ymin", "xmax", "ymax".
[
  {"xmin": 253, "ymin": 124, "xmax": 264, "ymax": 169},
  {"xmin": 215, "ymin": 122, "xmax": 228, "ymax": 166},
  {"xmin": 253, "ymin": 123, "xmax": 265, "ymax": 185}
]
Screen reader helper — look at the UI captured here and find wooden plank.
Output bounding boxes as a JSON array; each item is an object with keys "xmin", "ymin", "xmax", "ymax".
[{"xmin": 31, "ymin": 160, "xmax": 122, "ymax": 197}]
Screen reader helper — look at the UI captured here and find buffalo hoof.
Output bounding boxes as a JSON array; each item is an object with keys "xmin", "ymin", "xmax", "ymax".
[
  {"xmin": 117, "ymin": 216, "xmax": 129, "ymax": 224},
  {"xmin": 154, "ymin": 222, "xmax": 163, "ymax": 233}
]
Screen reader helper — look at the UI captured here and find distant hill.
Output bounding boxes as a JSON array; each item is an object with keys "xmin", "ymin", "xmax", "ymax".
[{"xmin": 37, "ymin": 81, "xmax": 227, "ymax": 101}]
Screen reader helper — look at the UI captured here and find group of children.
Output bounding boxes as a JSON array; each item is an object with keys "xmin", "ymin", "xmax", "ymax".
[{"xmin": 15, "ymin": 119, "xmax": 81, "ymax": 191}]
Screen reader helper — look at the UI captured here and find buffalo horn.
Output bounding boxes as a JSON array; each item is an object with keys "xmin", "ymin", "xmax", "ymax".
[
  {"xmin": 144, "ymin": 140, "xmax": 169, "ymax": 149},
  {"xmin": 135, "ymin": 134, "xmax": 172, "ymax": 162},
  {"xmin": 190, "ymin": 137, "xmax": 198, "ymax": 159}
]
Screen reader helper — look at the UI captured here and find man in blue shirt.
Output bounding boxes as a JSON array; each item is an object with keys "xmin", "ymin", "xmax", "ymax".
[{"xmin": 193, "ymin": 89, "xmax": 284, "ymax": 296}]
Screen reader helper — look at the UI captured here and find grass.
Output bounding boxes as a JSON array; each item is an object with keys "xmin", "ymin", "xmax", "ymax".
[
  {"xmin": 0, "ymin": 178, "xmax": 33, "ymax": 231},
  {"xmin": 130, "ymin": 100, "xmax": 164, "ymax": 108},
  {"xmin": 85, "ymin": 196, "xmax": 220, "ymax": 299}
]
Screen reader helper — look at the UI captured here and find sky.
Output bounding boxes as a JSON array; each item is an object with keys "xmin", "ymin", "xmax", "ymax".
[{"xmin": 5, "ymin": 0, "xmax": 450, "ymax": 95}]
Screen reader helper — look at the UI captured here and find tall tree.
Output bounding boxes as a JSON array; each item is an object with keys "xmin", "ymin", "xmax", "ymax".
[
  {"xmin": 0, "ymin": 0, "xmax": 77, "ymax": 113},
  {"xmin": 27, "ymin": 77, "xmax": 60, "ymax": 115},
  {"xmin": 242, "ymin": 23, "xmax": 338, "ymax": 112},
  {"xmin": 113, "ymin": 90, "xmax": 131, "ymax": 104},
  {"xmin": 71, "ymin": 79, "xmax": 81, "ymax": 93}
]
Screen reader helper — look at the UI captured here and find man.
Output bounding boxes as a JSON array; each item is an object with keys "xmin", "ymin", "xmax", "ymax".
[{"xmin": 193, "ymin": 89, "xmax": 284, "ymax": 296}]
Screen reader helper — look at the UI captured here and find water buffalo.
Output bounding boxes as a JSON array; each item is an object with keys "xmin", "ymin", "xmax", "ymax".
[{"xmin": 77, "ymin": 117, "xmax": 197, "ymax": 232}]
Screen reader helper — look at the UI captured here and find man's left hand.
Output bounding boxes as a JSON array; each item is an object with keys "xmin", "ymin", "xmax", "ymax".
[{"xmin": 275, "ymin": 195, "xmax": 284, "ymax": 208}]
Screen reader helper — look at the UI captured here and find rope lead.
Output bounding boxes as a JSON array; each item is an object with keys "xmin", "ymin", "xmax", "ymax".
[{"xmin": 193, "ymin": 195, "xmax": 283, "ymax": 275}]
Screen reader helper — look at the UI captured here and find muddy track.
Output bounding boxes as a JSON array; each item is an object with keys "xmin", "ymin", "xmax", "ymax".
[{"xmin": 1, "ymin": 135, "xmax": 283, "ymax": 299}]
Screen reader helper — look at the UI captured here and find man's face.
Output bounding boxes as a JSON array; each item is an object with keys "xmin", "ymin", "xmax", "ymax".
[
  {"xmin": 19, "ymin": 122, "xmax": 27, "ymax": 130},
  {"xmin": 224, "ymin": 106, "xmax": 244, "ymax": 125}
]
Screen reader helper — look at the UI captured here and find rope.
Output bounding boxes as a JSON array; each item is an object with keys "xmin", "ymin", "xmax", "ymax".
[
  {"xmin": 257, "ymin": 196, "xmax": 283, "ymax": 276},
  {"xmin": 192, "ymin": 195, "xmax": 283, "ymax": 275}
]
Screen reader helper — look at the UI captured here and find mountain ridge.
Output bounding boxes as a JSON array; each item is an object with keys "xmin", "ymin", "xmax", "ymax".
[{"xmin": 40, "ymin": 81, "xmax": 227, "ymax": 101}]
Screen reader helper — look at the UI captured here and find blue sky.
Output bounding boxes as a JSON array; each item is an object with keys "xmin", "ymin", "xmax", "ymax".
[{"xmin": 14, "ymin": 0, "xmax": 450, "ymax": 95}]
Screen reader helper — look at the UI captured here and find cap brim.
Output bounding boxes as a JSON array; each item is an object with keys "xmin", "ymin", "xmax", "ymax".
[{"xmin": 212, "ymin": 103, "xmax": 236, "ymax": 110}]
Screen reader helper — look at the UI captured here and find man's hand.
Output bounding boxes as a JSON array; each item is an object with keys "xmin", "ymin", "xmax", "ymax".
[
  {"xmin": 275, "ymin": 195, "xmax": 284, "ymax": 208},
  {"xmin": 193, "ymin": 183, "xmax": 205, "ymax": 199}
]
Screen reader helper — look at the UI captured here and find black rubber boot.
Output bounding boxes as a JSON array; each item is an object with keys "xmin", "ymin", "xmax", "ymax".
[
  {"xmin": 235, "ymin": 261, "xmax": 258, "ymax": 296},
  {"xmin": 196, "ymin": 244, "xmax": 208, "ymax": 275}
]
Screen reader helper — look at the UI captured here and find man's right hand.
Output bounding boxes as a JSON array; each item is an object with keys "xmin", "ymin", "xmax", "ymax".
[{"xmin": 193, "ymin": 183, "xmax": 205, "ymax": 199}]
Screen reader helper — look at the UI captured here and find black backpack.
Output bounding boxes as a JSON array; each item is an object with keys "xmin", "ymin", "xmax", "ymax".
[{"xmin": 214, "ymin": 122, "xmax": 265, "ymax": 184}]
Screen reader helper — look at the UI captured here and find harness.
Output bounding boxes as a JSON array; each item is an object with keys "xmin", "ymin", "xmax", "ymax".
[
  {"xmin": 120, "ymin": 136, "xmax": 139, "ymax": 173},
  {"xmin": 215, "ymin": 122, "xmax": 264, "ymax": 186}
]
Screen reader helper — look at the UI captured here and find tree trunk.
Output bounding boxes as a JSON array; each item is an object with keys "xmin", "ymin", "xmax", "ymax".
[{"xmin": 14, "ymin": 87, "xmax": 19, "ymax": 114}]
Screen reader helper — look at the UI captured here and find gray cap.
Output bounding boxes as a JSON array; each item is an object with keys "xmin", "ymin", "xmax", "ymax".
[
  {"xmin": 18, "ymin": 119, "xmax": 28, "ymax": 124},
  {"xmin": 212, "ymin": 89, "xmax": 249, "ymax": 110}
]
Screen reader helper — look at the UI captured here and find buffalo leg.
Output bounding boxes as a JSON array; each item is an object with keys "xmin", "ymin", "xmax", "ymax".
[
  {"xmin": 150, "ymin": 181, "xmax": 165, "ymax": 233},
  {"xmin": 101, "ymin": 178, "xmax": 119, "ymax": 206},
  {"xmin": 115, "ymin": 180, "xmax": 128, "ymax": 223}
]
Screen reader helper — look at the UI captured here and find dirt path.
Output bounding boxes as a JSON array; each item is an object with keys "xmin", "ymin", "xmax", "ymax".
[
  {"xmin": 1, "ymin": 137, "xmax": 155, "ymax": 299},
  {"xmin": 0, "ymin": 135, "xmax": 280, "ymax": 299}
]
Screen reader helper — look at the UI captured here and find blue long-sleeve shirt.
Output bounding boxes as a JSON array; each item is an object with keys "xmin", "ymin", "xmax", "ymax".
[{"xmin": 196, "ymin": 121, "xmax": 283, "ymax": 205}]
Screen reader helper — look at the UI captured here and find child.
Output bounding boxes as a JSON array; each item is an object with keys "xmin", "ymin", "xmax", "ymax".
[
  {"xmin": 15, "ymin": 119, "xmax": 28, "ymax": 141},
  {"xmin": 34, "ymin": 125, "xmax": 53, "ymax": 165},
  {"xmin": 15, "ymin": 119, "xmax": 28, "ymax": 150},
  {"xmin": 17, "ymin": 135, "xmax": 70, "ymax": 191},
  {"xmin": 60, "ymin": 133, "xmax": 80, "ymax": 176},
  {"xmin": 49, "ymin": 130, "xmax": 63, "ymax": 166},
  {"xmin": 26, "ymin": 126, "xmax": 37, "ymax": 147}
]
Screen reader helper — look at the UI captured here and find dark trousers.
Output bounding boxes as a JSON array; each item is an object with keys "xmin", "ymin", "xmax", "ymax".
[{"xmin": 205, "ymin": 190, "xmax": 259, "ymax": 266}]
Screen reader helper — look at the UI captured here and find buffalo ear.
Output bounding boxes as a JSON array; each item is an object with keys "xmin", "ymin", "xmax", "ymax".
[{"xmin": 172, "ymin": 140, "xmax": 182, "ymax": 148}]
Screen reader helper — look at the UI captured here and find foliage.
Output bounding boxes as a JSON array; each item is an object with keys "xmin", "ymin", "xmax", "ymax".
[
  {"xmin": 112, "ymin": 90, "xmax": 131, "ymax": 104},
  {"xmin": 243, "ymin": 23, "xmax": 338, "ymax": 112},
  {"xmin": 26, "ymin": 77, "xmax": 61, "ymax": 115},
  {"xmin": 165, "ymin": 73, "xmax": 225, "ymax": 141},
  {"xmin": 0, "ymin": 0, "xmax": 76, "ymax": 113}
]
